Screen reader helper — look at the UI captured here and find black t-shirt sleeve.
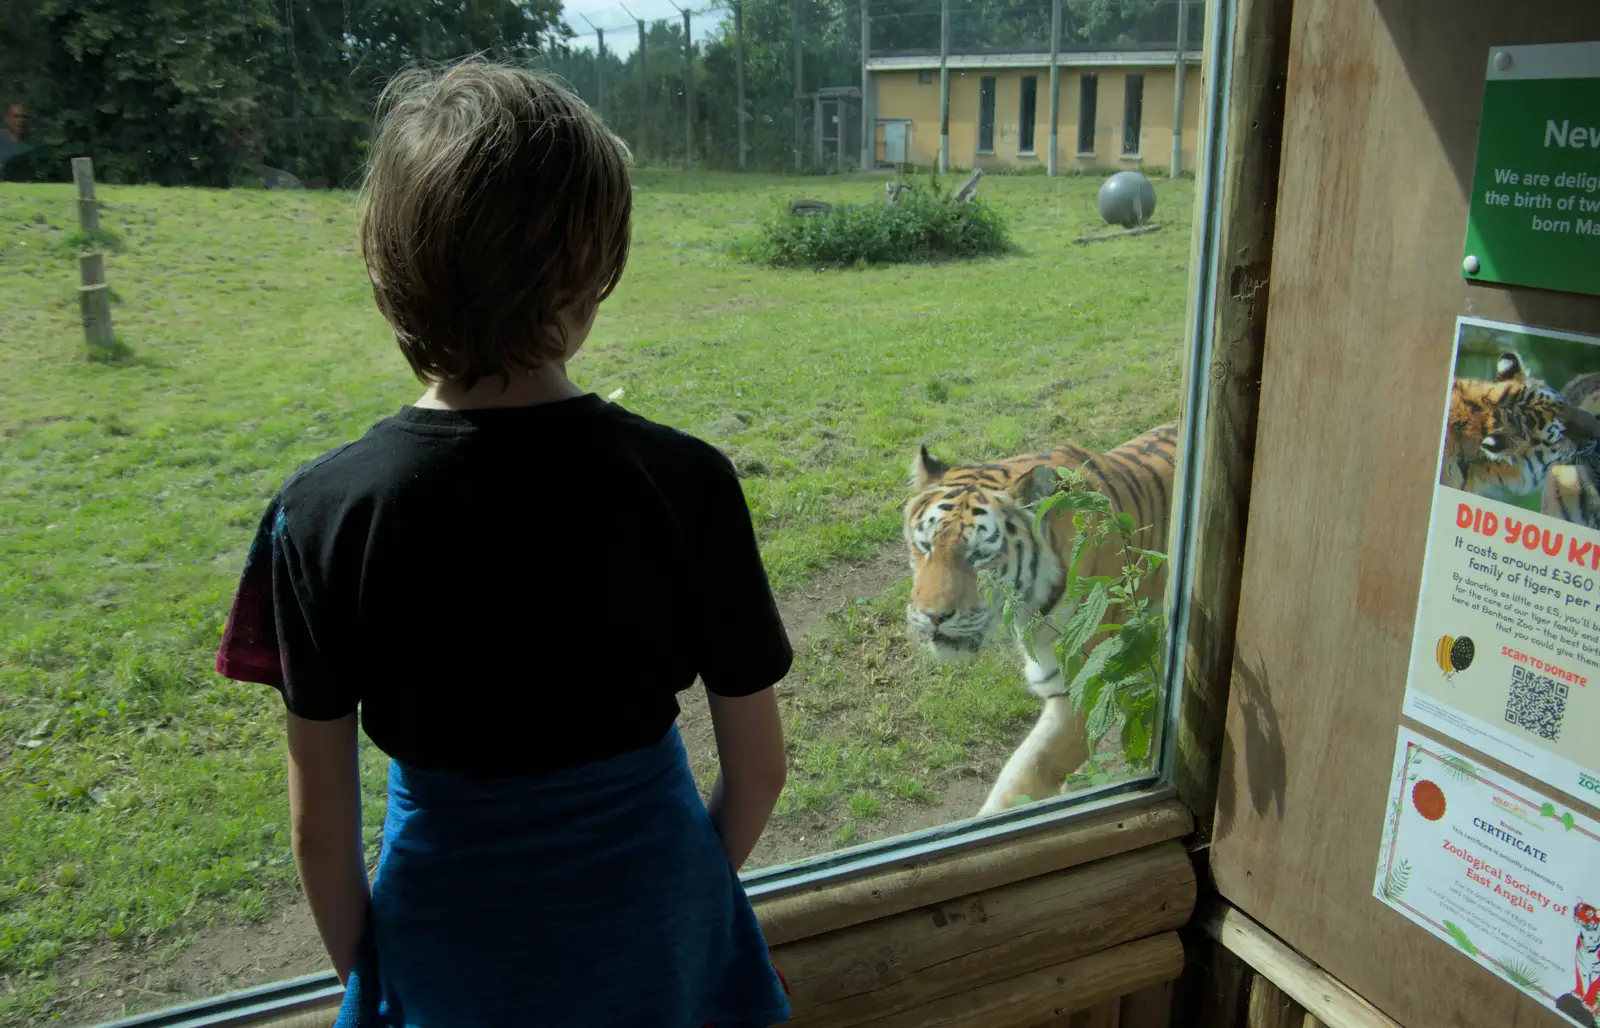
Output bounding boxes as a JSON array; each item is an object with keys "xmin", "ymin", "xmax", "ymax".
[
  {"xmin": 696, "ymin": 459, "xmax": 794, "ymax": 697},
  {"xmin": 214, "ymin": 498, "xmax": 357, "ymax": 720}
]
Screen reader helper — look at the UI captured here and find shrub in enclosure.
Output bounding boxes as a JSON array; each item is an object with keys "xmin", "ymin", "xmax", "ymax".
[{"xmin": 739, "ymin": 176, "xmax": 1011, "ymax": 268}]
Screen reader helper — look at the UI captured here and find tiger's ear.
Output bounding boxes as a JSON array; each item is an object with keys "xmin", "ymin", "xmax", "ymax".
[
  {"xmin": 913, "ymin": 445, "xmax": 949, "ymax": 488},
  {"xmin": 1016, "ymin": 464, "xmax": 1059, "ymax": 505},
  {"xmin": 1495, "ymin": 352, "xmax": 1528, "ymax": 383}
]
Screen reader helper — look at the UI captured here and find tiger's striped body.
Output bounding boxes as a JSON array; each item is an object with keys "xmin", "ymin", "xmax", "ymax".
[
  {"xmin": 904, "ymin": 422, "xmax": 1178, "ymax": 815},
  {"xmin": 1542, "ymin": 372, "xmax": 1600, "ymax": 529},
  {"xmin": 1443, "ymin": 353, "xmax": 1589, "ymax": 499}
]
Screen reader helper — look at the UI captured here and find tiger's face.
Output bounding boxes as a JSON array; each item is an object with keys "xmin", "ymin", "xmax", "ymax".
[
  {"xmin": 1444, "ymin": 353, "xmax": 1600, "ymax": 497},
  {"xmin": 903, "ymin": 447, "xmax": 1058, "ymax": 660},
  {"xmin": 1579, "ymin": 904, "xmax": 1600, "ymax": 957}
]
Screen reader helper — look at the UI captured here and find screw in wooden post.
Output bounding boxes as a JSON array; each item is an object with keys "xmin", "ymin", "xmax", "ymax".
[
  {"xmin": 78, "ymin": 252, "xmax": 114, "ymax": 350},
  {"xmin": 71, "ymin": 157, "xmax": 101, "ymax": 237}
]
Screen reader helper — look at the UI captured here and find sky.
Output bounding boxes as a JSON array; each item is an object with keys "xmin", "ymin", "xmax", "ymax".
[{"xmin": 557, "ymin": 0, "xmax": 732, "ymax": 56}]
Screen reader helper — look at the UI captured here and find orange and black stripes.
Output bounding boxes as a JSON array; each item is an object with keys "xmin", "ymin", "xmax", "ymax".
[
  {"xmin": 903, "ymin": 422, "xmax": 1179, "ymax": 664},
  {"xmin": 1443, "ymin": 353, "xmax": 1585, "ymax": 500}
]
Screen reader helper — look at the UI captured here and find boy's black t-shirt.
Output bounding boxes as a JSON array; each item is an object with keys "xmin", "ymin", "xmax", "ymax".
[{"xmin": 215, "ymin": 394, "xmax": 793, "ymax": 777}]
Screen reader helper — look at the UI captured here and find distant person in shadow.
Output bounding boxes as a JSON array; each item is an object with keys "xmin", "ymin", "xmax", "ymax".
[{"xmin": 214, "ymin": 60, "xmax": 792, "ymax": 1028}]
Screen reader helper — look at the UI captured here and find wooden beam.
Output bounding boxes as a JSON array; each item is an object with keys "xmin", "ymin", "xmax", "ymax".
[
  {"xmin": 755, "ymin": 797, "xmax": 1192, "ymax": 946},
  {"xmin": 778, "ymin": 842, "xmax": 1194, "ymax": 1026},
  {"xmin": 1171, "ymin": 0, "xmax": 1295, "ymax": 843},
  {"xmin": 856, "ymin": 933, "xmax": 1184, "ymax": 1028},
  {"xmin": 1247, "ymin": 977, "xmax": 1307, "ymax": 1028},
  {"xmin": 1203, "ymin": 905, "xmax": 1403, "ymax": 1028}
]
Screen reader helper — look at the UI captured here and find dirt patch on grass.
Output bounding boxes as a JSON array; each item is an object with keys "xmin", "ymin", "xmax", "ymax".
[{"xmin": 57, "ymin": 546, "xmax": 923, "ymax": 1027}]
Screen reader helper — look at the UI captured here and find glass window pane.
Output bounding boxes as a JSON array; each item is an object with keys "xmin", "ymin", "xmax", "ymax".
[
  {"xmin": 1079, "ymin": 73, "xmax": 1099, "ymax": 154},
  {"xmin": 1019, "ymin": 76, "xmax": 1038, "ymax": 153},
  {"xmin": 1123, "ymin": 73, "xmax": 1146, "ymax": 155},
  {"xmin": 3, "ymin": 0, "xmax": 1213, "ymax": 1020},
  {"xmin": 978, "ymin": 75, "xmax": 997, "ymax": 153}
]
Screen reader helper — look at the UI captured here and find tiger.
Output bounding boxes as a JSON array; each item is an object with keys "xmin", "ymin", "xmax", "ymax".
[
  {"xmin": 904, "ymin": 422, "xmax": 1178, "ymax": 816},
  {"xmin": 1442, "ymin": 352, "xmax": 1600, "ymax": 500},
  {"xmin": 1543, "ymin": 371, "xmax": 1600, "ymax": 530},
  {"xmin": 1555, "ymin": 901, "xmax": 1600, "ymax": 1027}
]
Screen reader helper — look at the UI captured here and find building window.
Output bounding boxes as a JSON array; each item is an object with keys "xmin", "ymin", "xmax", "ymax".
[
  {"xmin": 1077, "ymin": 73, "xmax": 1098, "ymax": 154},
  {"xmin": 918, "ymin": 69, "xmax": 933, "ymax": 85},
  {"xmin": 1018, "ymin": 76, "xmax": 1038, "ymax": 153},
  {"xmin": 978, "ymin": 75, "xmax": 996, "ymax": 153},
  {"xmin": 1123, "ymin": 73, "xmax": 1145, "ymax": 155}
]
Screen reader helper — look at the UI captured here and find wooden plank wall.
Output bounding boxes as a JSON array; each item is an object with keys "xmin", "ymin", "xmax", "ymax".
[{"xmin": 1209, "ymin": 0, "xmax": 1600, "ymax": 1026}]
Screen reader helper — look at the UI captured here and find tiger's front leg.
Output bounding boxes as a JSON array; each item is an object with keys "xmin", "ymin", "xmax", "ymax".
[
  {"xmin": 976, "ymin": 615, "xmax": 1091, "ymax": 817},
  {"xmin": 978, "ymin": 696, "xmax": 1090, "ymax": 816}
]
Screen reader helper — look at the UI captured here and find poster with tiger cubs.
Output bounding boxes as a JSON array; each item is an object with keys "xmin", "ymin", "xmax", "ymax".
[
  {"xmin": 1374, "ymin": 729, "xmax": 1600, "ymax": 1027},
  {"xmin": 1403, "ymin": 316, "xmax": 1600, "ymax": 803}
]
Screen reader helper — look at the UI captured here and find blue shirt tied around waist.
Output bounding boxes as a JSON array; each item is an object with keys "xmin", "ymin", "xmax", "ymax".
[{"xmin": 335, "ymin": 725, "xmax": 791, "ymax": 1028}]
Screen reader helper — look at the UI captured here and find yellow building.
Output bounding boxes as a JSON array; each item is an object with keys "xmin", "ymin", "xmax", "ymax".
[{"xmin": 868, "ymin": 53, "xmax": 1202, "ymax": 174}]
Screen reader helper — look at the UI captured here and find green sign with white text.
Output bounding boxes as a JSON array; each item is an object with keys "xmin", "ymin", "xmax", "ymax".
[{"xmin": 1463, "ymin": 42, "xmax": 1600, "ymax": 297}]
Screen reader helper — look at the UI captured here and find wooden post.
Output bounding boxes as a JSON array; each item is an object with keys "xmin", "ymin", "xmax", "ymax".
[
  {"xmin": 1246, "ymin": 978, "xmax": 1307, "ymax": 1028},
  {"xmin": 72, "ymin": 158, "xmax": 114, "ymax": 351},
  {"xmin": 1048, "ymin": 0, "xmax": 1061, "ymax": 175},
  {"xmin": 79, "ymin": 253, "xmax": 114, "ymax": 350},
  {"xmin": 1068, "ymin": 1000, "xmax": 1122, "ymax": 1027},
  {"xmin": 1118, "ymin": 983, "xmax": 1172, "ymax": 1028},
  {"xmin": 813, "ymin": 93, "xmax": 824, "ymax": 170},
  {"xmin": 71, "ymin": 156, "xmax": 100, "ymax": 235},
  {"xmin": 582, "ymin": 17, "xmax": 606, "ymax": 118},
  {"xmin": 938, "ymin": 0, "xmax": 950, "ymax": 173},
  {"xmin": 860, "ymin": 0, "xmax": 872, "ymax": 170},
  {"xmin": 636, "ymin": 18, "xmax": 648, "ymax": 161},
  {"xmin": 792, "ymin": 0, "xmax": 804, "ymax": 171},
  {"xmin": 735, "ymin": 1, "xmax": 748, "ymax": 169},
  {"xmin": 595, "ymin": 27, "xmax": 606, "ymax": 118},
  {"xmin": 1170, "ymin": 0, "xmax": 1189, "ymax": 177},
  {"xmin": 682, "ymin": 9, "xmax": 694, "ymax": 169},
  {"xmin": 1171, "ymin": 0, "xmax": 1294, "ymax": 841}
]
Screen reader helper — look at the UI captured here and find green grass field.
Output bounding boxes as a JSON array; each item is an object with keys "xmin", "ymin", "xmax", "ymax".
[{"xmin": 0, "ymin": 170, "xmax": 1190, "ymax": 1022}]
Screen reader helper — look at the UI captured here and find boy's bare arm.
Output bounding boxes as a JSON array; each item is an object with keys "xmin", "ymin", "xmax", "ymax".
[
  {"xmin": 286, "ymin": 711, "xmax": 370, "ymax": 984},
  {"xmin": 705, "ymin": 687, "xmax": 788, "ymax": 871}
]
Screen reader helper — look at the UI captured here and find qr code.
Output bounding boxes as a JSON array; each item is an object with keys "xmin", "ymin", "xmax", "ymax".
[{"xmin": 1504, "ymin": 665, "xmax": 1568, "ymax": 742}]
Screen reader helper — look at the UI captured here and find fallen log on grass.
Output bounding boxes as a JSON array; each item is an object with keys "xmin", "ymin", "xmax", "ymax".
[{"xmin": 1072, "ymin": 221, "xmax": 1166, "ymax": 244}]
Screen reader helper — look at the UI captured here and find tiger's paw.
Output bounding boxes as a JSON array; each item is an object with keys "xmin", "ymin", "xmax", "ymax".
[{"xmin": 1023, "ymin": 659, "xmax": 1067, "ymax": 699}]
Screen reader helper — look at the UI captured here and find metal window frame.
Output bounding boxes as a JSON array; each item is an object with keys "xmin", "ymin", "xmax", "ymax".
[{"xmin": 93, "ymin": 2, "xmax": 1235, "ymax": 1024}]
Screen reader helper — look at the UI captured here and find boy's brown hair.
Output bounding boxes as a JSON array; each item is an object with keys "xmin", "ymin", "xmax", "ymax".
[{"xmin": 360, "ymin": 60, "xmax": 631, "ymax": 386}]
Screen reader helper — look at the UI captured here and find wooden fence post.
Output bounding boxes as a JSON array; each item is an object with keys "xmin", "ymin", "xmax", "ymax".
[
  {"xmin": 71, "ymin": 156, "xmax": 100, "ymax": 236},
  {"xmin": 71, "ymin": 157, "xmax": 115, "ymax": 350},
  {"xmin": 79, "ymin": 253, "xmax": 114, "ymax": 350}
]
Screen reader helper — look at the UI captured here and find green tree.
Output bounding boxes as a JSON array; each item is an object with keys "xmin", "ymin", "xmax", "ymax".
[{"xmin": 4, "ymin": 0, "xmax": 280, "ymax": 185}]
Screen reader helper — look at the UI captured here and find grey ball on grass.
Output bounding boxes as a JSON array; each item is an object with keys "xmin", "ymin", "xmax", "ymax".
[{"xmin": 1097, "ymin": 171, "xmax": 1157, "ymax": 228}]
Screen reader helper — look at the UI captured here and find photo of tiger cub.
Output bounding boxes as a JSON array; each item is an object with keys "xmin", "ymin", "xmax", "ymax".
[
  {"xmin": 903, "ymin": 423, "xmax": 1176, "ymax": 816},
  {"xmin": 1543, "ymin": 372, "xmax": 1600, "ymax": 531},
  {"xmin": 1441, "ymin": 352, "xmax": 1600, "ymax": 501}
]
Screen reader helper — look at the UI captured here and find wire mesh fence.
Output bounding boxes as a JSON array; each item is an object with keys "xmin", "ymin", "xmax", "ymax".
[
  {"xmin": 0, "ymin": 0, "xmax": 1203, "ymax": 186},
  {"xmin": 535, "ymin": 0, "xmax": 1204, "ymax": 173}
]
